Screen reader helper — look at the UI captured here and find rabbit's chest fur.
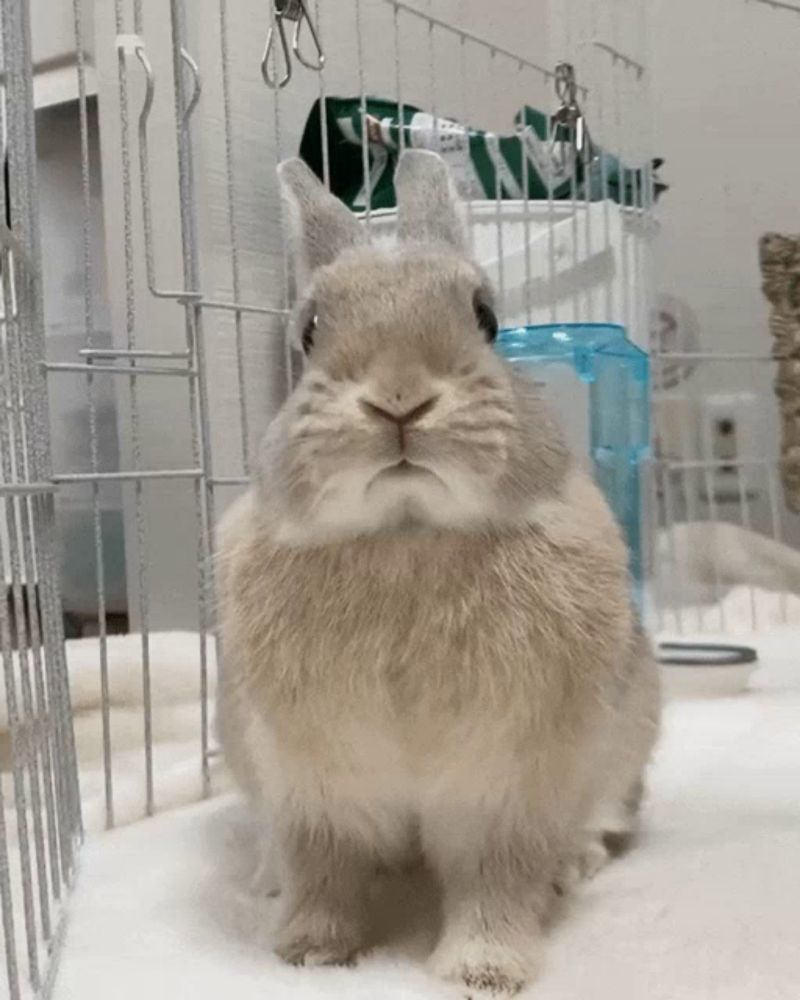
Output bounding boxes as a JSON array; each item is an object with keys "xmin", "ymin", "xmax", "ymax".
[{"xmin": 218, "ymin": 481, "xmax": 634, "ymax": 758}]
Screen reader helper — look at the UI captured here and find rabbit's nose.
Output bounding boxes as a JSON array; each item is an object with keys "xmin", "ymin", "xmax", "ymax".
[{"xmin": 359, "ymin": 395, "xmax": 439, "ymax": 427}]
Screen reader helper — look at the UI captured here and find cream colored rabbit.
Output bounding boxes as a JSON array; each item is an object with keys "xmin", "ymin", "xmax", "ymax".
[{"xmin": 216, "ymin": 150, "xmax": 660, "ymax": 996}]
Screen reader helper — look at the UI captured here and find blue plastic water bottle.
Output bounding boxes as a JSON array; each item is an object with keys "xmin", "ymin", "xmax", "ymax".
[{"xmin": 495, "ymin": 323, "xmax": 650, "ymax": 603}]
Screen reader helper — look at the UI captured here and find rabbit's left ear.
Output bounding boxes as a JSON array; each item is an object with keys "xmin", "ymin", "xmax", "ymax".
[
  {"xmin": 278, "ymin": 158, "xmax": 366, "ymax": 287},
  {"xmin": 395, "ymin": 149, "xmax": 467, "ymax": 252}
]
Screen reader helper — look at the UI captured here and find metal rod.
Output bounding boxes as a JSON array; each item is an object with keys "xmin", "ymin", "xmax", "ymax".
[
  {"xmin": 314, "ymin": 0, "xmax": 331, "ymax": 188},
  {"xmin": 3, "ymin": 27, "xmax": 81, "ymax": 988},
  {"xmin": 701, "ymin": 465, "xmax": 727, "ymax": 632},
  {"xmin": 736, "ymin": 464, "xmax": 759, "ymax": 630},
  {"xmin": 660, "ymin": 466, "xmax": 684, "ymax": 634},
  {"xmin": 393, "ymin": 2, "xmax": 405, "ymax": 155},
  {"xmin": 0, "ymin": 0, "xmax": 79, "ymax": 982},
  {"xmin": 0, "ymin": 768, "xmax": 21, "ymax": 998},
  {"xmin": 196, "ymin": 297, "xmax": 289, "ymax": 317},
  {"xmin": 751, "ymin": 0, "xmax": 800, "ymax": 13},
  {"xmin": 79, "ymin": 348, "xmax": 191, "ymax": 359},
  {"xmin": 651, "ymin": 351, "xmax": 786, "ymax": 362},
  {"xmin": 582, "ymin": 91, "xmax": 595, "ymax": 323},
  {"xmin": 646, "ymin": 459, "xmax": 665, "ymax": 633},
  {"xmin": 457, "ymin": 30, "xmax": 474, "ymax": 249},
  {"xmin": 596, "ymin": 16, "xmax": 614, "ymax": 320},
  {"xmin": 52, "ymin": 469, "xmax": 203, "ymax": 484},
  {"xmin": 384, "ymin": 0, "xmax": 562, "ymax": 85},
  {"xmin": 72, "ymin": 0, "xmax": 112, "ymax": 829},
  {"xmin": 267, "ymin": 6, "xmax": 294, "ymax": 400},
  {"xmin": 659, "ymin": 456, "xmax": 782, "ymax": 471},
  {"xmin": 179, "ymin": 47, "xmax": 202, "ymax": 125},
  {"xmin": 218, "ymin": 0, "xmax": 251, "ymax": 475},
  {"xmin": 355, "ymin": 0, "xmax": 371, "ymax": 230},
  {"xmin": 490, "ymin": 53, "xmax": 506, "ymax": 323},
  {"xmin": 169, "ymin": 0, "xmax": 217, "ymax": 801},
  {"xmin": 16, "ymin": 288, "xmax": 70, "ymax": 890},
  {"xmin": 545, "ymin": 108, "xmax": 557, "ymax": 323},
  {"xmin": 130, "ymin": 40, "xmax": 202, "ymax": 304},
  {"xmin": 210, "ymin": 476, "xmax": 250, "ymax": 487},
  {"xmin": 592, "ymin": 39, "xmax": 645, "ymax": 77},
  {"xmin": 765, "ymin": 463, "xmax": 789, "ymax": 624},
  {"xmin": 567, "ymin": 67, "xmax": 580, "ymax": 325},
  {"xmin": 428, "ymin": 18, "xmax": 438, "ymax": 152},
  {"xmin": 44, "ymin": 362, "xmax": 197, "ymax": 377},
  {"xmin": 0, "ymin": 483, "xmax": 58, "ymax": 496},
  {"xmin": 0, "ymin": 337, "xmax": 42, "ymax": 995},
  {"xmin": 612, "ymin": 47, "xmax": 631, "ymax": 334},
  {"xmin": 2, "ymin": 261, "xmax": 57, "ymax": 941},
  {"xmin": 112, "ymin": 0, "xmax": 140, "ymax": 826}
]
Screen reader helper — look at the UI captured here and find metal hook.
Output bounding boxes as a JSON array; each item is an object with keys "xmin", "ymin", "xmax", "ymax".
[
  {"xmin": 135, "ymin": 44, "xmax": 156, "ymax": 128},
  {"xmin": 261, "ymin": 5, "xmax": 292, "ymax": 88},
  {"xmin": 132, "ymin": 42, "xmax": 201, "ymax": 302},
  {"xmin": 291, "ymin": 0, "xmax": 325, "ymax": 72},
  {"xmin": 262, "ymin": 0, "xmax": 324, "ymax": 90},
  {"xmin": 554, "ymin": 62, "xmax": 578, "ymax": 108},
  {"xmin": 179, "ymin": 48, "xmax": 202, "ymax": 126},
  {"xmin": 549, "ymin": 61, "xmax": 591, "ymax": 175}
]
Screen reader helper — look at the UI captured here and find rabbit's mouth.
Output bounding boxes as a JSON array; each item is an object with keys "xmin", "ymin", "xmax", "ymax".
[
  {"xmin": 367, "ymin": 459, "xmax": 445, "ymax": 495},
  {"xmin": 383, "ymin": 459, "xmax": 428, "ymax": 477}
]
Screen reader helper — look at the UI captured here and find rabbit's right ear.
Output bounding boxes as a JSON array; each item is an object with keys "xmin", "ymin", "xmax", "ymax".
[
  {"xmin": 395, "ymin": 149, "xmax": 467, "ymax": 252},
  {"xmin": 278, "ymin": 158, "xmax": 366, "ymax": 285}
]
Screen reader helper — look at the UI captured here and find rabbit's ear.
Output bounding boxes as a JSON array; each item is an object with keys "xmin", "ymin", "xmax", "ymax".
[
  {"xmin": 278, "ymin": 158, "xmax": 366, "ymax": 282},
  {"xmin": 395, "ymin": 149, "xmax": 467, "ymax": 251}
]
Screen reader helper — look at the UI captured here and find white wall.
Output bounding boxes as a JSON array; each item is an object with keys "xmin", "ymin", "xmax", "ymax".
[
  {"xmin": 650, "ymin": 0, "xmax": 800, "ymax": 543},
  {"xmin": 30, "ymin": 0, "xmax": 96, "ymax": 106},
  {"xmin": 651, "ymin": 0, "xmax": 800, "ymax": 359}
]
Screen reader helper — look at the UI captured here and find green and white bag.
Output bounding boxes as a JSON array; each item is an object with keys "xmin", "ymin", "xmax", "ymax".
[{"xmin": 299, "ymin": 96, "xmax": 664, "ymax": 213}]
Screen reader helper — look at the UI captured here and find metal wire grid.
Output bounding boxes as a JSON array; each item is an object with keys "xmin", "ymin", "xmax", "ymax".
[
  {"xmin": 651, "ymin": 390, "xmax": 796, "ymax": 636},
  {"xmin": 1, "ymin": 1, "xmax": 82, "ymax": 996}
]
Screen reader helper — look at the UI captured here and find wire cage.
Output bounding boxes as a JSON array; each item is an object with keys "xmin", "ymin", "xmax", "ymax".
[
  {"xmin": 1, "ymin": 2, "xmax": 82, "ymax": 994},
  {"xmin": 1, "ymin": 0, "xmax": 798, "ymax": 996}
]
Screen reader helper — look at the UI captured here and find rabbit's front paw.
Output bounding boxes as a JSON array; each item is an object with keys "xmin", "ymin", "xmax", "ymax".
[
  {"xmin": 553, "ymin": 835, "xmax": 612, "ymax": 893},
  {"xmin": 429, "ymin": 934, "xmax": 539, "ymax": 997},
  {"xmin": 274, "ymin": 908, "xmax": 365, "ymax": 967}
]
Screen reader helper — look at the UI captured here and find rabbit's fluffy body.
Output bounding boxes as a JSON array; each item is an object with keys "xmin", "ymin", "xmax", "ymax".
[{"xmin": 217, "ymin": 153, "xmax": 659, "ymax": 994}]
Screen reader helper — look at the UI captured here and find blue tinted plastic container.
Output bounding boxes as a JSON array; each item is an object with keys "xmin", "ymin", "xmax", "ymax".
[{"xmin": 495, "ymin": 323, "xmax": 650, "ymax": 596}]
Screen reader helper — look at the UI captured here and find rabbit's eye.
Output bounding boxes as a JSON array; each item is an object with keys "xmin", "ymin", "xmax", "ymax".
[
  {"xmin": 473, "ymin": 294, "xmax": 498, "ymax": 344},
  {"xmin": 301, "ymin": 313, "xmax": 318, "ymax": 355}
]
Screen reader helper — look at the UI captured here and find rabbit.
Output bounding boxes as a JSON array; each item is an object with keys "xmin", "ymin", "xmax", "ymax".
[{"xmin": 216, "ymin": 149, "xmax": 660, "ymax": 996}]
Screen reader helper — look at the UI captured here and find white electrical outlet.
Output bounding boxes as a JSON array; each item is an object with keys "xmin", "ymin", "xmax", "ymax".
[{"xmin": 699, "ymin": 392, "xmax": 760, "ymax": 502}]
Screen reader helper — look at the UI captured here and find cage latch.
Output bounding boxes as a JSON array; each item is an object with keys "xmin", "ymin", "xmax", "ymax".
[
  {"xmin": 261, "ymin": 0, "xmax": 325, "ymax": 89},
  {"xmin": 550, "ymin": 62, "xmax": 591, "ymax": 171}
]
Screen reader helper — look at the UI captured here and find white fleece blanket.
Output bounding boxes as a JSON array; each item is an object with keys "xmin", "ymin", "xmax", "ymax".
[
  {"xmin": 29, "ymin": 625, "xmax": 799, "ymax": 1000},
  {"xmin": 1, "ymin": 632, "xmax": 232, "ymax": 839}
]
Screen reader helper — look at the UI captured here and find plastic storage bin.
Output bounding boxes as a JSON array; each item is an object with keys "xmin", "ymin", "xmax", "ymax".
[
  {"xmin": 495, "ymin": 323, "xmax": 650, "ymax": 594},
  {"xmin": 367, "ymin": 200, "xmax": 655, "ymax": 350}
]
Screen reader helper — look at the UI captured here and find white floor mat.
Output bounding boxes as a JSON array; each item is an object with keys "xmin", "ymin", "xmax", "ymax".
[{"xmin": 53, "ymin": 632, "xmax": 800, "ymax": 1000}]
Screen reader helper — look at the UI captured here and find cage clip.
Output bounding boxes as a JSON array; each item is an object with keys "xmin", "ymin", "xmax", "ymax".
[
  {"xmin": 262, "ymin": 0, "xmax": 325, "ymax": 89},
  {"xmin": 550, "ymin": 62, "xmax": 591, "ymax": 170}
]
